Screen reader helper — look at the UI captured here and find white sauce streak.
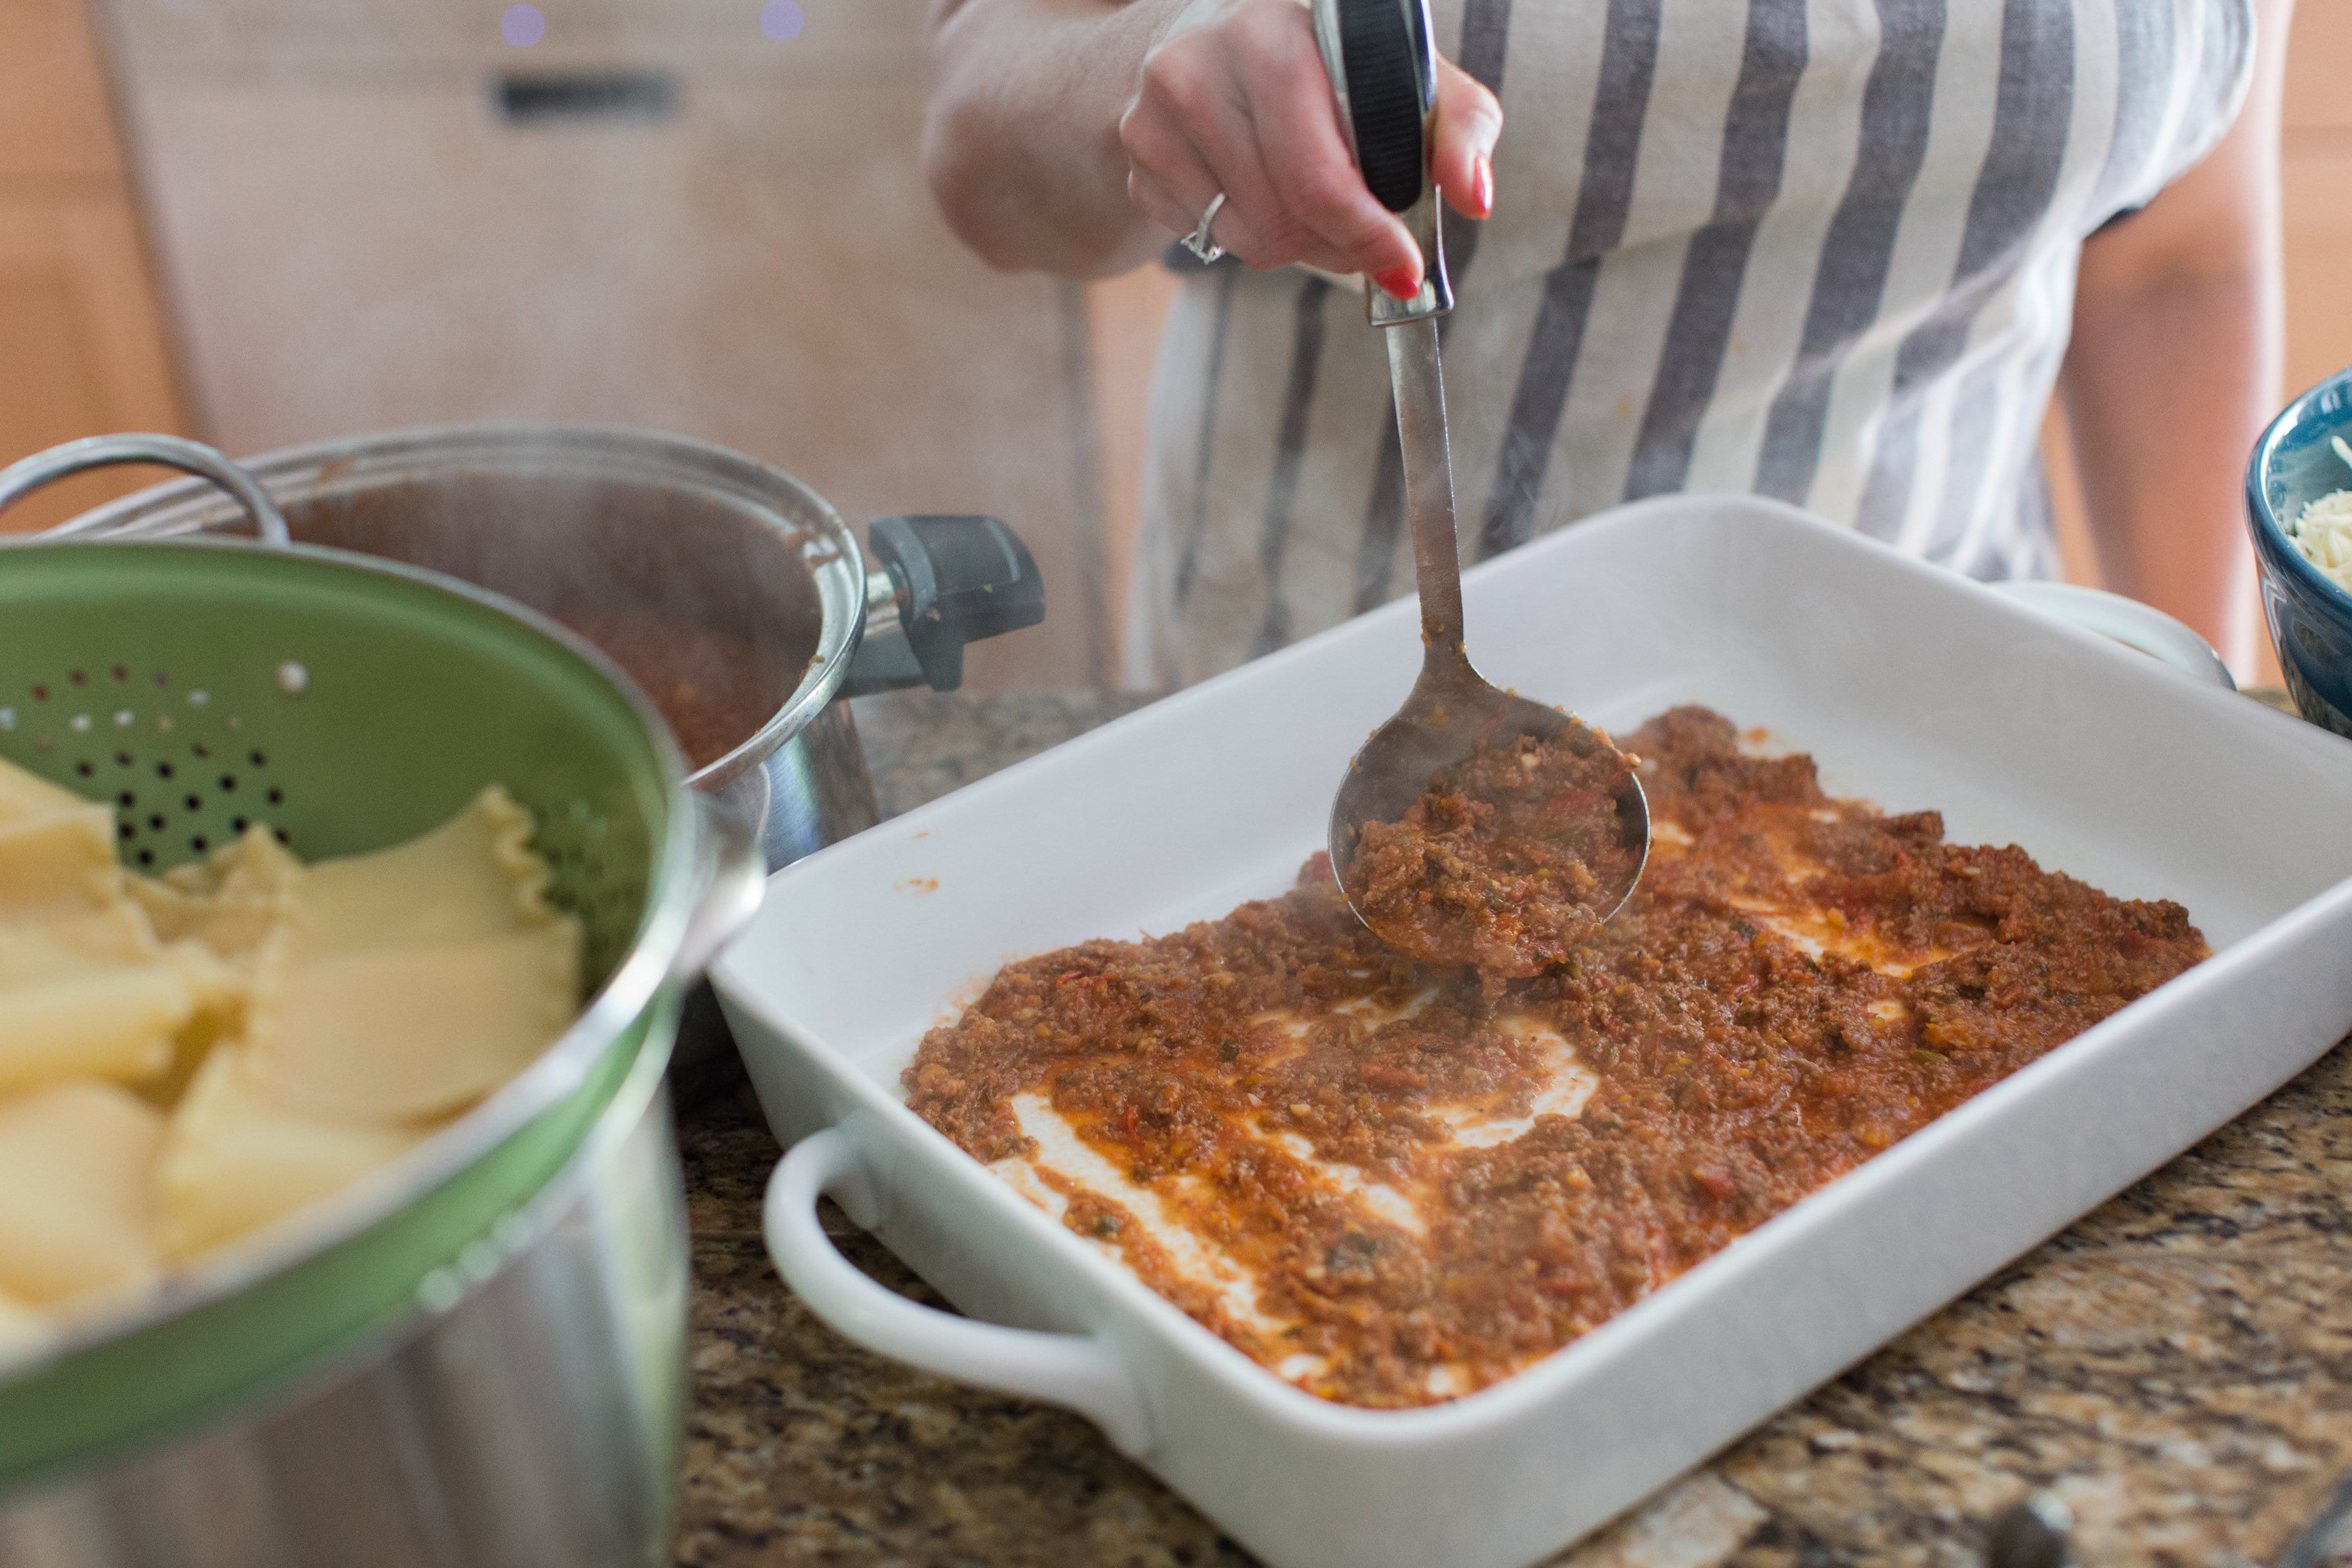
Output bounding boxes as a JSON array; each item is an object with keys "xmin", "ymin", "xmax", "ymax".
[{"xmin": 988, "ymin": 1011, "xmax": 1601, "ymax": 1391}]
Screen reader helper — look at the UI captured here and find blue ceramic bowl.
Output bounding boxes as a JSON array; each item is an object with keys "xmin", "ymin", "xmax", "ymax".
[{"xmin": 2248, "ymin": 367, "xmax": 2352, "ymax": 738}]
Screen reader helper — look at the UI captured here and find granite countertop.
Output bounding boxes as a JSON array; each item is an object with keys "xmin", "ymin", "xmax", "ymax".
[{"xmin": 672, "ymin": 689, "xmax": 2352, "ymax": 1568}]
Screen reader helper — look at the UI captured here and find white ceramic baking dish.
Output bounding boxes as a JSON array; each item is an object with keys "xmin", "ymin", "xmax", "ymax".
[{"xmin": 713, "ymin": 495, "xmax": 2352, "ymax": 1568}]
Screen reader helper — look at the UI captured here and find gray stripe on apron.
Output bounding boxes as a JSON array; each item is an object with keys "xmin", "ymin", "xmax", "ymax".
[
  {"xmin": 1753, "ymin": 0, "xmax": 1948, "ymax": 506},
  {"xmin": 1625, "ymin": 0, "xmax": 1810, "ymax": 501},
  {"xmin": 1476, "ymin": 0, "xmax": 1664, "ymax": 561},
  {"xmin": 1354, "ymin": 0, "xmax": 1517, "ymax": 613},
  {"xmin": 1253, "ymin": 274, "xmax": 1337, "ymax": 657},
  {"xmin": 1175, "ymin": 265, "xmax": 1243, "ymax": 610},
  {"xmin": 2084, "ymin": 0, "xmax": 2172, "ymax": 224},
  {"xmin": 1457, "ymin": 0, "xmax": 1515, "ymax": 98},
  {"xmin": 1861, "ymin": 0, "xmax": 2076, "ymax": 547}
]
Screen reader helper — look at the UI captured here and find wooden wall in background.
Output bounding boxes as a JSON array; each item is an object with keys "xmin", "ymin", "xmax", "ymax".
[
  {"xmin": 0, "ymin": 0, "xmax": 186, "ymax": 534},
  {"xmin": 1083, "ymin": 264, "xmax": 1181, "ymax": 674},
  {"xmin": 2279, "ymin": 0, "xmax": 2352, "ymax": 410},
  {"xmin": 105, "ymin": 0, "xmax": 1121, "ymax": 691}
]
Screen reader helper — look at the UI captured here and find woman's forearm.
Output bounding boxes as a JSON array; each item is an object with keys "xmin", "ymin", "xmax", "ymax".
[
  {"xmin": 923, "ymin": 0, "xmax": 1181, "ymax": 278},
  {"xmin": 2056, "ymin": 0, "xmax": 2288, "ymax": 680},
  {"xmin": 2061, "ymin": 261, "xmax": 2276, "ymax": 674}
]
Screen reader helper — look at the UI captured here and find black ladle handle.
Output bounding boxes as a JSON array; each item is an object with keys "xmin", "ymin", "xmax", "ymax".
[{"xmin": 1312, "ymin": 0, "xmax": 1452, "ymax": 325}]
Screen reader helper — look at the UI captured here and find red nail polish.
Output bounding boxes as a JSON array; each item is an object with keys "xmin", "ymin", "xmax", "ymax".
[
  {"xmin": 1373, "ymin": 265, "xmax": 1420, "ymax": 302},
  {"xmin": 1473, "ymin": 154, "xmax": 1494, "ymax": 218}
]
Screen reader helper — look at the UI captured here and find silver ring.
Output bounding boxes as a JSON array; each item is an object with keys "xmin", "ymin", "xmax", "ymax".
[{"xmin": 1182, "ymin": 191, "xmax": 1227, "ymax": 265}]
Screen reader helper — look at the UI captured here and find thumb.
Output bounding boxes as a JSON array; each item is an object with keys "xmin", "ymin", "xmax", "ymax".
[{"xmin": 1429, "ymin": 57, "xmax": 1501, "ymax": 220}]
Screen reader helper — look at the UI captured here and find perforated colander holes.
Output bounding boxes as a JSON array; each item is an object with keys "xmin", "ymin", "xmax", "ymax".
[
  {"xmin": 37, "ymin": 673, "xmax": 287, "ymax": 868},
  {"xmin": 9, "ymin": 662, "xmax": 289, "ymax": 874},
  {"xmin": 533, "ymin": 798, "xmax": 640, "ymax": 977}
]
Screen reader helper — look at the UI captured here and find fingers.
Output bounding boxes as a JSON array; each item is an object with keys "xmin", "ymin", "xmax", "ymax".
[
  {"xmin": 1431, "ymin": 57, "xmax": 1503, "ymax": 221},
  {"xmin": 1233, "ymin": 7, "xmax": 1421, "ymax": 289},
  {"xmin": 1117, "ymin": 0, "xmax": 1499, "ymax": 294},
  {"xmin": 1121, "ymin": 99, "xmax": 1228, "ymax": 240},
  {"xmin": 1119, "ymin": 0, "xmax": 1418, "ymax": 293},
  {"xmin": 1128, "ymin": 164, "xmax": 1228, "ymax": 254},
  {"xmin": 1121, "ymin": 3, "xmax": 1353, "ymax": 276},
  {"xmin": 1124, "ymin": 98, "xmax": 1326, "ymax": 269}
]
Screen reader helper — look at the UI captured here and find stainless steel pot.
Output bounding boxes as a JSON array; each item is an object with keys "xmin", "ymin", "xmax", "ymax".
[
  {"xmin": 0, "ymin": 437, "xmax": 770, "ymax": 1565},
  {"xmin": 60, "ymin": 425, "xmax": 1048, "ymax": 874}
]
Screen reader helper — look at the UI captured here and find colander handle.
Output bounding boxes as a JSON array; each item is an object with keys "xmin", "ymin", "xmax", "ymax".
[
  {"xmin": 0, "ymin": 434, "xmax": 292, "ymax": 547},
  {"xmin": 672, "ymin": 792, "xmax": 768, "ymax": 982}
]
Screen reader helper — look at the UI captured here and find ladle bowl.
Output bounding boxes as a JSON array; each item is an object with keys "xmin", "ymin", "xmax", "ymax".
[
  {"xmin": 1314, "ymin": 0, "xmax": 1646, "ymax": 966},
  {"xmin": 1328, "ymin": 656, "xmax": 1650, "ymax": 956}
]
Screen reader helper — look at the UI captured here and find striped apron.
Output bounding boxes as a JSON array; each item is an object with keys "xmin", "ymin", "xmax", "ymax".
[{"xmin": 1122, "ymin": 0, "xmax": 2255, "ymax": 689}]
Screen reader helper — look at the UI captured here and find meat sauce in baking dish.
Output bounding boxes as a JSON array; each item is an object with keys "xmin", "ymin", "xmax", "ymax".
[{"xmin": 904, "ymin": 708, "xmax": 2209, "ymax": 1409}]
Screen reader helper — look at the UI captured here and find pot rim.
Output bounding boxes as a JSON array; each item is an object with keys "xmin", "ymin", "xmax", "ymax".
[
  {"xmin": 63, "ymin": 421, "xmax": 873, "ymax": 790},
  {"xmin": 0, "ymin": 535, "xmax": 703, "ymax": 1412}
]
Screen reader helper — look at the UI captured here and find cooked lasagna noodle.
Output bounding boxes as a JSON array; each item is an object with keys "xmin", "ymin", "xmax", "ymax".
[
  {"xmin": 906, "ymin": 708, "xmax": 2208, "ymax": 1408},
  {"xmin": 0, "ymin": 765, "xmax": 580, "ymax": 1343},
  {"xmin": 1347, "ymin": 723, "xmax": 1642, "ymax": 976}
]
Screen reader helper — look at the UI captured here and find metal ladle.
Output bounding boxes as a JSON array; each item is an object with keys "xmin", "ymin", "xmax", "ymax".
[{"xmin": 1315, "ymin": 0, "xmax": 1647, "ymax": 962}]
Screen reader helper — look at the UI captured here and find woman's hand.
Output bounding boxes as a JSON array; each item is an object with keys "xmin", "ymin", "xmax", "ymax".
[{"xmin": 1117, "ymin": 0, "xmax": 1501, "ymax": 299}]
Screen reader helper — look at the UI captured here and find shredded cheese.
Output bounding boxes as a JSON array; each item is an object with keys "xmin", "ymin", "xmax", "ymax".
[{"xmin": 2289, "ymin": 434, "xmax": 2352, "ymax": 595}]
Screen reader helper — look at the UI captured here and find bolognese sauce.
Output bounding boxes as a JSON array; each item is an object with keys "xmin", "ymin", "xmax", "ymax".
[
  {"xmin": 904, "ymin": 708, "xmax": 2207, "ymax": 1408},
  {"xmin": 1345, "ymin": 722, "xmax": 1642, "ymax": 975},
  {"xmin": 559, "ymin": 612, "xmax": 792, "ymax": 769}
]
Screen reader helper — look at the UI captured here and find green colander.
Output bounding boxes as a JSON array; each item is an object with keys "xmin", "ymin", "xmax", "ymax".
[{"xmin": 0, "ymin": 436, "xmax": 761, "ymax": 1489}]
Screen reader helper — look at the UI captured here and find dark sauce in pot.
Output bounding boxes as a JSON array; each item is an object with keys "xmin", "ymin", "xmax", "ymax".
[
  {"xmin": 278, "ymin": 475, "xmax": 821, "ymax": 772},
  {"xmin": 558, "ymin": 613, "xmax": 794, "ymax": 769}
]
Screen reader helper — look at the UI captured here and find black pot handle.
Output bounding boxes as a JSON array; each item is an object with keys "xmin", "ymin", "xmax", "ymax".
[{"xmin": 853, "ymin": 515, "xmax": 1046, "ymax": 693}]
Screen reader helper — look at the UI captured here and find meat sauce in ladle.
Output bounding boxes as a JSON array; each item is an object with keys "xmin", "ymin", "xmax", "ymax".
[
  {"xmin": 1326, "ymin": 321, "xmax": 1648, "ymax": 977},
  {"xmin": 1321, "ymin": 22, "xmax": 1646, "ymax": 975}
]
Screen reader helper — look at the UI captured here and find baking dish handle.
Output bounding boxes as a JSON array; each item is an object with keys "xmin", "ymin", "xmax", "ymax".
[
  {"xmin": 1987, "ymin": 580, "xmax": 2236, "ymax": 690},
  {"xmin": 762, "ymin": 1129, "xmax": 1157, "ymax": 1458}
]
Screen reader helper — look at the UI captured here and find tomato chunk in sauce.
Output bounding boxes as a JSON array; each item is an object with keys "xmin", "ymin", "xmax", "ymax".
[{"xmin": 904, "ymin": 708, "xmax": 2208, "ymax": 1408}]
